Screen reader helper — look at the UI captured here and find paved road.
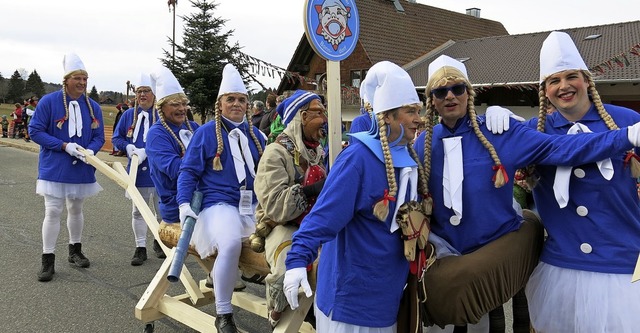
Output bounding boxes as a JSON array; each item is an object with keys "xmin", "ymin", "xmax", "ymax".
[{"xmin": 0, "ymin": 139, "xmax": 270, "ymax": 333}]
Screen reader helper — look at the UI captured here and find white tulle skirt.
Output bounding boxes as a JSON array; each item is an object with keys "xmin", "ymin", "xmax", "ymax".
[
  {"xmin": 36, "ymin": 179, "xmax": 102, "ymax": 199},
  {"xmin": 190, "ymin": 202, "xmax": 256, "ymax": 259},
  {"xmin": 525, "ymin": 262, "xmax": 640, "ymax": 333}
]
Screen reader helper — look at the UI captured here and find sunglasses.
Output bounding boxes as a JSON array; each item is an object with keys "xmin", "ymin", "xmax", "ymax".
[{"xmin": 431, "ymin": 84, "xmax": 467, "ymax": 100}]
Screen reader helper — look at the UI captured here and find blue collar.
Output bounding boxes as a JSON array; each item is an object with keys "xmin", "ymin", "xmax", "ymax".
[{"xmin": 348, "ymin": 132, "xmax": 417, "ymax": 167}]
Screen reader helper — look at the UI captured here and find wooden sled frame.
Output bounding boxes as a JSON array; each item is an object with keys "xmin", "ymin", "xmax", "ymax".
[{"xmin": 82, "ymin": 151, "xmax": 315, "ymax": 332}]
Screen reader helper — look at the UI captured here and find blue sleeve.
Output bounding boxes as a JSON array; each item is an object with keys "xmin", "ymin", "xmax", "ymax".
[
  {"xmin": 86, "ymin": 100, "xmax": 105, "ymax": 153},
  {"xmin": 176, "ymin": 125, "xmax": 210, "ymax": 205},
  {"xmin": 28, "ymin": 95, "xmax": 64, "ymax": 151},
  {"xmin": 112, "ymin": 109, "xmax": 132, "ymax": 151},
  {"xmin": 147, "ymin": 129, "xmax": 182, "ymax": 185}
]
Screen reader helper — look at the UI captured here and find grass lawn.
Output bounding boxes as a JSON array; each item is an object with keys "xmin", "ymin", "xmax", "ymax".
[{"xmin": 0, "ymin": 103, "xmax": 119, "ymax": 127}]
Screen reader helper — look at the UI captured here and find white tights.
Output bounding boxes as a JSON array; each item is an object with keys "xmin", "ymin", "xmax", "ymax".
[
  {"xmin": 131, "ymin": 188, "xmax": 161, "ymax": 247},
  {"xmin": 42, "ymin": 195, "xmax": 85, "ymax": 253},
  {"xmin": 211, "ymin": 235, "xmax": 242, "ymax": 314}
]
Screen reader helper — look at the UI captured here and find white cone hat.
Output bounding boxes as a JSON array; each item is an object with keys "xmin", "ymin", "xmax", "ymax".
[
  {"xmin": 63, "ymin": 52, "xmax": 86, "ymax": 77},
  {"xmin": 360, "ymin": 61, "xmax": 419, "ymax": 114},
  {"xmin": 217, "ymin": 64, "xmax": 247, "ymax": 97},
  {"xmin": 150, "ymin": 65, "xmax": 184, "ymax": 100},
  {"xmin": 539, "ymin": 31, "xmax": 588, "ymax": 83}
]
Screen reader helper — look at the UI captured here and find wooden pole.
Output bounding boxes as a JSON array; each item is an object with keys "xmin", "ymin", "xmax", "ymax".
[{"xmin": 326, "ymin": 60, "xmax": 341, "ymax": 167}]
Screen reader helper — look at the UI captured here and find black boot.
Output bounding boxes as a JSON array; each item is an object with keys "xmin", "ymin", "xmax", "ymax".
[
  {"xmin": 131, "ymin": 247, "xmax": 147, "ymax": 266},
  {"xmin": 68, "ymin": 243, "xmax": 90, "ymax": 268},
  {"xmin": 37, "ymin": 253, "xmax": 55, "ymax": 282},
  {"xmin": 153, "ymin": 240, "xmax": 166, "ymax": 259},
  {"xmin": 214, "ymin": 313, "xmax": 238, "ymax": 333}
]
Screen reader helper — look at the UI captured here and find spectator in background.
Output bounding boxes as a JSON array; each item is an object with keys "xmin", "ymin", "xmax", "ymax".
[
  {"xmin": 1, "ymin": 115, "xmax": 9, "ymax": 138},
  {"xmin": 259, "ymin": 94, "xmax": 277, "ymax": 136},
  {"xmin": 11, "ymin": 103, "xmax": 24, "ymax": 139},
  {"xmin": 111, "ymin": 103, "xmax": 125, "ymax": 155},
  {"xmin": 251, "ymin": 100, "xmax": 266, "ymax": 129},
  {"xmin": 29, "ymin": 52, "xmax": 105, "ymax": 282}
]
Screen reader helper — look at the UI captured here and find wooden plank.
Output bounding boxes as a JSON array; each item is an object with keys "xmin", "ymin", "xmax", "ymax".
[
  {"xmin": 157, "ymin": 296, "xmax": 217, "ymax": 332},
  {"xmin": 129, "ymin": 154, "xmax": 139, "ymax": 185},
  {"xmin": 272, "ymin": 294, "xmax": 314, "ymax": 333},
  {"xmin": 633, "ymin": 253, "xmax": 640, "ymax": 282}
]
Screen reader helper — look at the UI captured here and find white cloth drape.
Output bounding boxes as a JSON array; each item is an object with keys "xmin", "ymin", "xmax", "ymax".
[
  {"xmin": 390, "ymin": 166, "xmax": 418, "ymax": 233},
  {"xmin": 228, "ymin": 128, "xmax": 256, "ymax": 183},
  {"xmin": 553, "ymin": 123, "xmax": 613, "ymax": 208},
  {"xmin": 442, "ymin": 137, "xmax": 463, "ymax": 219},
  {"xmin": 68, "ymin": 101, "xmax": 82, "ymax": 138},
  {"xmin": 179, "ymin": 129, "xmax": 193, "ymax": 149}
]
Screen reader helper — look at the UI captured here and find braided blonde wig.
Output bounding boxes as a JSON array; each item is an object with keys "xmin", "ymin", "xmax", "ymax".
[
  {"xmin": 156, "ymin": 93, "xmax": 194, "ymax": 157},
  {"xmin": 535, "ymin": 70, "xmax": 640, "ymax": 178},
  {"xmin": 59, "ymin": 70, "xmax": 99, "ymax": 130},
  {"xmin": 424, "ymin": 66, "xmax": 508, "ymax": 188},
  {"xmin": 211, "ymin": 95, "xmax": 264, "ymax": 171}
]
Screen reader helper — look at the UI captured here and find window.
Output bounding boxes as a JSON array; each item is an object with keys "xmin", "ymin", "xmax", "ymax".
[{"xmin": 350, "ymin": 69, "xmax": 368, "ymax": 88}]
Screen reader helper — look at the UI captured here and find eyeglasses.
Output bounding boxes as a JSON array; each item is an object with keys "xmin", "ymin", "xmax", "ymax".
[
  {"xmin": 136, "ymin": 89, "xmax": 152, "ymax": 95},
  {"xmin": 431, "ymin": 84, "xmax": 466, "ymax": 100}
]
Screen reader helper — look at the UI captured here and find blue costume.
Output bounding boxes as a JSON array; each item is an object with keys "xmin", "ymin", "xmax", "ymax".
[
  {"xmin": 29, "ymin": 90, "xmax": 105, "ymax": 184},
  {"xmin": 525, "ymin": 104, "xmax": 640, "ymax": 273},
  {"xmin": 414, "ymin": 114, "xmax": 633, "ymax": 254},
  {"xmin": 146, "ymin": 119, "xmax": 199, "ymax": 222},
  {"xmin": 112, "ymin": 107, "xmax": 159, "ymax": 188},
  {"xmin": 285, "ymin": 137, "xmax": 414, "ymax": 328}
]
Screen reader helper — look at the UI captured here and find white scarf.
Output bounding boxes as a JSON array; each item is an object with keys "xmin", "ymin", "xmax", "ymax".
[
  {"xmin": 179, "ymin": 129, "xmax": 193, "ymax": 149},
  {"xmin": 132, "ymin": 110, "xmax": 149, "ymax": 143},
  {"xmin": 228, "ymin": 128, "xmax": 256, "ymax": 183},
  {"xmin": 553, "ymin": 123, "xmax": 614, "ymax": 208},
  {"xmin": 68, "ymin": 101, "xmax": 82, "ymax": 138},
  {"xmin": 442, "ymin": 136, "xmax": 464, "ymax": 219},
  {"xmin": 390, "ymin": 166, "xmax": 418, "ymax": 232}
]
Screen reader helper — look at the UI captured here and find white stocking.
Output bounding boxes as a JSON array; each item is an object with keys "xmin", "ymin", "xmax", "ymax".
[
  {"xmin": 42, "ymin": 195, "xmax": 64, "ymax": 253},
  {"xmin": 66, "ymin": 197, "xmax": 85, "ymax": 244},
  {"xmin": 212, "ymin": 236, "xmax": 242, "ymax": 314}
]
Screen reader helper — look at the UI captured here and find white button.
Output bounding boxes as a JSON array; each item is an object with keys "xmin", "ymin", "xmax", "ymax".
[
  {"xmin": 142, "ymin": 167, "xmax": 148, "ymax": 171},
  {"xmin": 450, "ymin": 216, "xmax": 460, "ymax": 226},
  {"xmin": 576, "ymin": 206, "xmax": 588, "ymax": 216},
  {"xmin": 573, "ymin": 168, "xmax": 585, "ymax": 178},
  {"xmin": 72, "ymin": 160, "xmax": 77, "ymax": 165},
  {"xmin": 580, "ymin": 243, "xmax": 592, "ymax": 254}
]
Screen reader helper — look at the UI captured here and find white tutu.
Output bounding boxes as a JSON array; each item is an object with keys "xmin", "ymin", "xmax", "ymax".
[
  {"xmin": 525, "ymin": 262, "xmax": 640, "ymax": 333},
  {"xmin": 36, "ymin": 179, "xmax": 102, "ymax": 199},
  {"xmin": 190, "ymin": 203, "xmax": 256, "ymax": 259}
]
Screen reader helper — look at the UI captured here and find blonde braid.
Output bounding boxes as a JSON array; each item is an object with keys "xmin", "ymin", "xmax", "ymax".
[
  {"xmin": 537, "ymin": 84, "xmax": 549, "ymax": 132},
  {"xmin": 364, "ymin": 102, "xmax": 373, "ymax": 116},
  {"xmin": 421, "ymin": 100, "xmax": 436, "ymax": 214},
  {"xmin": 584, "ymin": 71, "xmax": 640, "ymax": 177},
  {"xmin": 212, "ymin": 100, "xmax": 224, "ymax": 170},
  {"xmin": 59, "ymin": 84, "xmax": 70, "ymax": 129},
  {"xmin": 86, "ymin": 94, "xmax": 99, "ymax": 129},
  {"xmin": 468, "ymin": 95, "xmax": 507, "ymax": 188},
  {"xmin": 127, "ymin": 101, "xmax": 138, "ymax": 138},
  {"xmin": 409, "ymin": 145, "xmax": 432, "ymax": 215},
  {"xmin": 158, "ymin": 111, "xmax": 186, "ymax": 156},
  {"xmin": 245, "ymin": 105, "xmax": 264, "ymax": 156},
  {"xmin": 372, "ymin": 113, "xmax": 398, "ymax": 222}
]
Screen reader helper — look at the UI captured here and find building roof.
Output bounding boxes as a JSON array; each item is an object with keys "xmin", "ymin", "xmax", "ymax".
[
  {"xmin": 405, "ymin": 20, "xmax": 640, "ymax": 88},
  {"xmin": 279, "ymin": 0, "xmax": 508, "ymax": 91}
]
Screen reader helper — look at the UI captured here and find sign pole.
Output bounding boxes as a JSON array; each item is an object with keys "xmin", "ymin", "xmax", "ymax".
[{"xmin": 326, "ymin": 60, "xmax": 342, "ymax": 166}]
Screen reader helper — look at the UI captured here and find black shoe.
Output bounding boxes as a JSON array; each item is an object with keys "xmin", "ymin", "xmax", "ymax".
[
  {"xmin": 37, "ymin": 253, "xmax": 55, "ymax": 282},
  {"xmin": 153, "ymin": 240, "xmax": 166, "ymax": 259},
  {"xmin": 215, "ymin": 313, "xmax": 238, "ymax": 333},
  {"xmin": 131, "ymin": 247, "xmax": 147, "ymax": 266},
  {"xmin": 68, "ymin": 243, "xmax": 90, "ymax": 268}
]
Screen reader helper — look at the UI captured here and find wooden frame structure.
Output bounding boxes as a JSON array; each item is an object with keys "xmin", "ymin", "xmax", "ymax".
[{"xmin": 82, "ymin": 151, "xmax": 315, "ymax": 333}]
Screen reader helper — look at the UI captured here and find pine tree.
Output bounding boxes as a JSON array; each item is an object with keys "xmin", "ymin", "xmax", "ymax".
[
  {"xmin": 7, "ymin": 70, "xmax": 25, "ymax": 103},
  {"xmin": 89, "ymin": 86, "xmax": 100, "ymax": 102},
  {"xmin": 162, "ymin": 0, "xmax": 249, "ymax": 120},
  {"xmin": 25, "ymin": 70, "xmax": 46, "ymax": 98}
]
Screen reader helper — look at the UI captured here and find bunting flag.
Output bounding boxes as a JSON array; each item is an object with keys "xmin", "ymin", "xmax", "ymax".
[
  {"xmin": 238, "ymin": 51, "xmax": 316, "ymax": 88},
  {"xmin": 588, "ymin": 42, "xmax": 640, "ymax": 75}
]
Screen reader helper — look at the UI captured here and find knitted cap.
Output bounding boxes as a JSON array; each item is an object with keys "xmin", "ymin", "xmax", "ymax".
[
  {"xmin": 217, "ymin": 64, "xmax": 247, "ymax": 97},
  {"xmin": 360, "ymin": 61, "xmax": 419, "ymax": 114},
  {"xmin": 539, "ymin": 31, "xmax": 588, "ymax": 83},
  {"xmin": 276, "ymin": 90, "xmax": 321, "ymax": 126}
]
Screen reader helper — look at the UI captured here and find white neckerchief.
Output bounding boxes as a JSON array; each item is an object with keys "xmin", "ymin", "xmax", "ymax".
[
  {"xmin": 68, "ymin": 101, "xmax": 82, "ymax": 138},
  {"xmin": 553, "ymin": 122, "xmax": 614, "ymax": 208},
  {"xmin": 442, "ymin": 136, "xmax": 464, "ymax": 219},
  {"xmin": 228, "ymin": 127, "xmax": 256, "ymax": 183},
  {"xmin": 390, "ymin": 166, "xmax": 418, "ymax": 233},
  {"xmin": 132, "ymin": 110, "xmax": 149, "ymax": 143},
  {"xmin": 179, "ymin": 129, "xmax": 193, "ymax": 149}
]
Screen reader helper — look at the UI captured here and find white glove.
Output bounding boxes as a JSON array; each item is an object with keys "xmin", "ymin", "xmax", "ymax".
[
  {"xmin": 627, "ymin": 122, "xmax": 640, "ymax": 146},
  {"xmin": 283, "ymin": 267, "xmax": 313, "ymax": 310},
  {"xmin": 126, "ymin": 144, "xmax": 136, "ymax": 158},
  {"xmin": 485, "ymin": 106, "xmax": 525, "ymax": 134},
  {"xmin": 133, "ymin": 148, "xmax": 147, "ymax": 163},
  {"xmin": 79, "ymin": 149, "xmax": 94, "ymax": 164},
  {"xmin": 64, "ymin": 142, "xmax": 85, "ymax": 159},
  {"xmin": 179, "ymin": 203, "xmax": 197, "ymax": 229}
]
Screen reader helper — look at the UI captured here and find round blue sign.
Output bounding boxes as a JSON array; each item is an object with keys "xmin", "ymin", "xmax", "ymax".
[{"xmin": 304, "ymin": 0, "xmax": 360, "ymax": 62}]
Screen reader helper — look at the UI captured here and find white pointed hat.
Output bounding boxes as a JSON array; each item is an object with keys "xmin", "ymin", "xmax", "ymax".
[
  {"xmin": 360, "ymin": 61, "xmax": 419, "ymax": 114},
  {"xmin": 217, "ymin": 64, "xmax": 247, "ymax": 97},
  {"xmin": 150, "ymin": 65, "xmax": 184, "ymax": 100},
  {"xmin": 63, "ymin": 52, "xmax": 87, "ymax": 77},
  {"xmin": 428, "ymin": 55, "xmax": 468, "ymax": 81},
  {"xmin": 135, "ymin": 73, "xmax": 154, "ymax": 92},
  {"xmin": 539, "ymin": 31, "xmax": 588, "ymax": 83}
]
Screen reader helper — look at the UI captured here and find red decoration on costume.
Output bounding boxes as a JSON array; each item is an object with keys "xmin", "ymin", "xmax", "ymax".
[
  {"xmin": 294, "ymin": 164, "xmax": 327, "ymax": 225},
  {"xmin": 382, "ymin": 189, "xmax": 396, "ymax": 205},
  {"xmin": 624, "ymin": 151, "xmax": 640, "ymax": 167},
  {"xmin": 492, "ymin": 164, "xmax": 509, "ymax": 184}
]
